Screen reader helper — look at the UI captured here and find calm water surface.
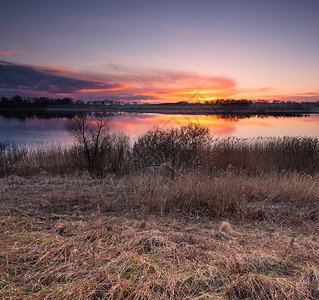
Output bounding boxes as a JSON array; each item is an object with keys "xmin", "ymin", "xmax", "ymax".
[{"xmin": 1, "ymin": 113, "xmax": 319, "ymax": 146}]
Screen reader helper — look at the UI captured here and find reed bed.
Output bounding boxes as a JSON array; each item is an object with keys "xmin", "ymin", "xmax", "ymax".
[{"xmin": 1, "ymin": 133, "xmax": 319, "ymax": 177}]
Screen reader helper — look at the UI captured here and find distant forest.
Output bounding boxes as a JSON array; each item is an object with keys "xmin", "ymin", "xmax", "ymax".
[
  {"xmin": 0, "ymin": 95, "xmax": 80, "ymax": 109},
  {"xmin": 1, "ymin": 95, "xmax": 319, "ymax": 110}
]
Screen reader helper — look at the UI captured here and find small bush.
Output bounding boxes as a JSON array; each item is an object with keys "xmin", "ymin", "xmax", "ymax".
[{"xmin": 133, "ymin": 124, "xmax": 212, "ymax": 174}]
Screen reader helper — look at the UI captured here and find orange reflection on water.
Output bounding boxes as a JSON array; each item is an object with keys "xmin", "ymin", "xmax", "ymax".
[
  {"xmin": 2, "ymin": 113, "xmax": 318, "ymax": 146},
  {"xmin": 111, "ymin": 113, "xmax": 319, "ymax": 138},
  {"xmin": 111, "ymin": 114, "xmax": 236, "ymax": 137}
]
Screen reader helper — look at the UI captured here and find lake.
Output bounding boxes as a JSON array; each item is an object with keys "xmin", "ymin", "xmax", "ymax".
[{"xmin": 1, "ymin": 113, "xmax": 319, "ymax": 146}]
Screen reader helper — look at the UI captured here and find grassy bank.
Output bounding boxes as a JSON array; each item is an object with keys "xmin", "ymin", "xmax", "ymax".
[
  {"xmin": 1, "ymin": 172, "xmax": 319, "ymax": 299},
  {"xmin": 1, "ymin": 132, "xmax": 319, "ymax": 177},
  {"xmin": 1, "ymin": 125, "xmax": 319, "ymax": 298}
]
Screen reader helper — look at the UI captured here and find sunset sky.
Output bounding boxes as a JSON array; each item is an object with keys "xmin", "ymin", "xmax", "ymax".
[{"xmin": 1, "ymin": 0, "xmax": 319, "ymax": 102}]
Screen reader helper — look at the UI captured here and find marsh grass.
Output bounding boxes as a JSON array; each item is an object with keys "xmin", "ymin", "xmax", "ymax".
[
  {"xmin": 1, "ymin": 174, "xmax": 319, "ymax": 299},
  {"xmin": 210, "ymin": 136, "xmax": 319, "ymax": 174},
  {"xmin": 1, "ymin": 130, "xmax": 319, "ymax": 177}
]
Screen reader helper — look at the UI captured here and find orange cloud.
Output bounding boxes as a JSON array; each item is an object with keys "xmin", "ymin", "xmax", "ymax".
[
  {"xmin": 39, "ymin": 64, "xmax": 79, "ymax": 74},
  {"xmin": 110, "ymin": 70, "xmax": 235, "ymax": 91},
  {"xmin": 99, "ymin": 68, "xmax": 237, "ymax": 101}
]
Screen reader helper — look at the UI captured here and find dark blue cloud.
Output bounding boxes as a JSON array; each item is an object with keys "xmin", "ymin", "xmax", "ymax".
[{"xmin": 0, "ymin": 61, "xmax": 123, "ymax": 94}]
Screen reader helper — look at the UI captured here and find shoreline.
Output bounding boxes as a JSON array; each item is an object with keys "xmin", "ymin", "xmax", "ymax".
[{"xmin": 1, "ymin": 106, "xmax": 319, "ymax": 117}]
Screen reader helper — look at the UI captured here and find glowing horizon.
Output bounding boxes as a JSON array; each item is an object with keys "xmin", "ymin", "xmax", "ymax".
[{"xmin": 1, "ymin": 1, "xmax": 319, "ymax": 103}]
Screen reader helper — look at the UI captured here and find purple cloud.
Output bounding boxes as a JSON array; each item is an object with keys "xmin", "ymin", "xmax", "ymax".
[{"xmin": 0, "ymin": 61, "xmax": 124, "ymax": 94}]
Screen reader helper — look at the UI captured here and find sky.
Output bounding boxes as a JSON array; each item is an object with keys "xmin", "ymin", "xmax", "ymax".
[{"xmin": 1, "ymin": 0, "xmax": 319, "ymax": 102}]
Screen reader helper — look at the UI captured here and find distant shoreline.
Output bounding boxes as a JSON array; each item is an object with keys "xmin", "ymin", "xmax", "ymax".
[
  {"xmin": 1, "ymin": 103, "xmax": 319, "ymax": 117},
  {"xmin": 1, "ymin": 96, "xmax": 319, "ymax": 116},
  {"xmin": 103, "ymin": 104, "xmax": 319, "ymax": 116}
]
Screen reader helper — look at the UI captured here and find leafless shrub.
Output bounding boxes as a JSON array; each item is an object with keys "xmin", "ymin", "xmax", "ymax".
[
  {"xmin": 133, "ymin": 124, "xmax": 212, "ymax": 174},
  {"xmin": 66, "ymin": 113, "xmax": 112, "ymax": 175},
  {"xmin": 66, "ymin": 113, "xmax": 131, "ymax": 175}
]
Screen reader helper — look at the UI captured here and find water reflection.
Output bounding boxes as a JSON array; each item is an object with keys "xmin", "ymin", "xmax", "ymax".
[
  {"xmin": 0, "ymin": 110, "xmax": 310, "ymax": 121},
  {"xmin": 0, "ymin": 110, "xmax": 77, "ymax": 121},
  {"xmin": 0, "ymin": 111, "xmax": 318, "ymax": 145}
]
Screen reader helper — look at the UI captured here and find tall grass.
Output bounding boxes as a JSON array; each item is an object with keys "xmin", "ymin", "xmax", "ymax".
[
  {"xmin": 118, "ymin": 170, "xmax": 319, "ymax": 222},
  {"xmin": 1, "ymin": 125, "xmax": 319, "ymax": 176},
  {"xmin": 0, "ymin": 142, "xmax": 27, "ymax": 176},
  {"xmin": 210, "ymin": 136, "xmax": 319, "ymax": 173}
]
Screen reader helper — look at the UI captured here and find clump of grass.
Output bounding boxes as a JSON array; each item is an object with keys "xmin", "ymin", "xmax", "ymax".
[
  {"xmin": 118, "ymin": 171, "xmax": 319, "ymax": 223},
  {"xmin": 219, "ymin": 221, "xmax": 234, "ymax": 234},
  {"xmin": 224, "ymin": 273, "xmax": 298, "ymax": 299},
  {"xmin": 0, "ymin": 141, "xmax": 27, "ymax": 176},
  {"xmin": 122, "ymin": 171, "xmax": 246, "ymax": 217},
  {"xmin": 210, "ymin": 135, "xmax": 319, "ymax": 174}
]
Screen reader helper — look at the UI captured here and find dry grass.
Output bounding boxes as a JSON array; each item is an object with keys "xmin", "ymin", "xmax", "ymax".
[
  {"xmin": 1, "ymin": 133, "xmax": 319, "ymax": 177},
  {"xmin": 1, "ymin": 172, "xmax": 319, "ymax": 299},
  {"xmin": 209, "ymin": 136, "xmax": 319, "ymax": 174},
  {"xmin": 121, "ymin": 170, "xmax": 319, "ymax": 223}
]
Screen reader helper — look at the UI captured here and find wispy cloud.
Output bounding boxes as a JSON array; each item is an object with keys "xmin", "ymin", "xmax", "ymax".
[
  {"xmin": 293, "ymin": 92, "xmax": 319, "ymax": 96},
  {"xmin": 263, "ymin": 91, "xmax": 319, "ymax": 102},
  {"xmin": 0, "ymin": 50, "xmax": 24, "ymax": 56},
  {"xmin": 102, "ymin": 65, "xmax": 236, "ymax": 96}
]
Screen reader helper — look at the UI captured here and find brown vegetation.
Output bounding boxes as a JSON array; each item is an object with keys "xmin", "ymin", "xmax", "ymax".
[
  {"xmin": 1, "ymin": 173, "xmax": 319, "ymax": 299},
  {"xmin": 133, "ymin": 125, "xmax": 212, "ymax": 175},
  {"xmin": 1, "ymin": 125, "xmax": 319, "ymax": 177},
  {"xmin": 1, "ymin": 125, "xmax": 319, "ymax": 298}
]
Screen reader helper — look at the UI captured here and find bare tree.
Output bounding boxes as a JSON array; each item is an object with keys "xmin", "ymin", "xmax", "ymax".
[{"xmin": 66, "ymin": 113, "xmax": 112, "ymax": 175}]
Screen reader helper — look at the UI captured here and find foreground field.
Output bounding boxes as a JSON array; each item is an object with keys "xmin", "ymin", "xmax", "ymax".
[{"xmin": 1, "ymin": 173, "xmax": 319, "ymax": 299}]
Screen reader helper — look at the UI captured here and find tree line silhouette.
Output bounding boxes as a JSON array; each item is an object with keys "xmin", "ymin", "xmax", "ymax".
[
  {"xmin": 0, "ymin": 95, "xmax": 78, "ymax": 109},
  {"xmin": 1, "ymin": 95, "xmax": 318, "ymax": 111}
]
